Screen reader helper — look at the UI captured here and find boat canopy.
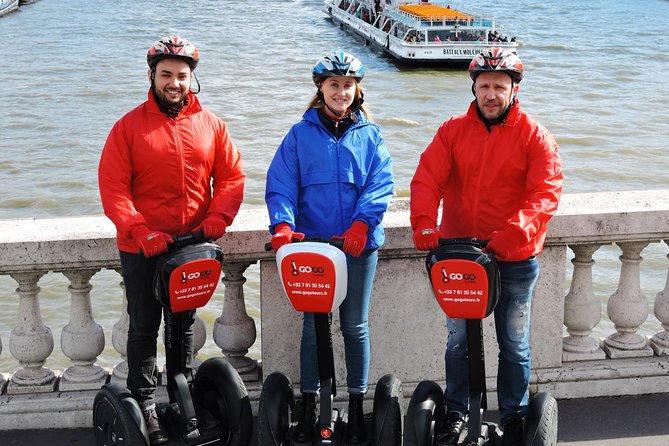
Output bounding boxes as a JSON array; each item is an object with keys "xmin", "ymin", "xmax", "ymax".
[{"xmin": 398, "ymin": 4, "xmax": 474, "ymax": 21}]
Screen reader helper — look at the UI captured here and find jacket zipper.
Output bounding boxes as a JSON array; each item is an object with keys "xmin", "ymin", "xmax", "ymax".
[
  {"xmin": 472, "ymin": 122, "xmax": 495, "ymax": 235},
  {"xmin": 173, "ymin": 117, "xmax": 186, "ymax": 228}
]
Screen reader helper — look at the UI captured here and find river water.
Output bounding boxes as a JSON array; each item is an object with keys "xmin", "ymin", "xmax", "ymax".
[{"xmin": 1, "ymin": 0, "xmax": 668, "ymax": 371}]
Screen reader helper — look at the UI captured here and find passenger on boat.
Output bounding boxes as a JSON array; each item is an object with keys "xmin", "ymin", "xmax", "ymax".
[
  {"xmin": 265, "ymin": 50, "xmax": 394, "ymax": 445},
  {"xmin": 409, "ymin": 47, "xmax": 563, "ymax": 446}
]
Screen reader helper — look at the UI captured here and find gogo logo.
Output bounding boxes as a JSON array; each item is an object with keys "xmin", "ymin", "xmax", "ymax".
[
  {"xmin": 180, "ymin": 269, "xmax": 213, "ymax": 284},
  {"xmin": 291, "ymin": 259, "xmax": 326, "ymax": 276},
  {"xmin": 441, "ymin": 267, "xmax": 476, "ymax": 283}
]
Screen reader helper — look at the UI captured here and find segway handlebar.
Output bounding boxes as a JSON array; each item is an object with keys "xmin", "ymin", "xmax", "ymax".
[
  {"xmin": 171, "ymin": 230, "xmax": 208, "ymax": 249},
  {"xmin": 138, "ymin": 230, "xmax": 209, "ymax": 257},
  {"xmin": 437, "ymin": 237, "xmax": 489, "ymax": 248},
  {"xmin": 264, "ymin": 237, "xmax": 345, "ymax": 252}
]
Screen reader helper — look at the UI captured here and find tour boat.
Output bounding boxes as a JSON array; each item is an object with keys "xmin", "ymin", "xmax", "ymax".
[
  {"xmin": 0, "ymin": 0, "xmax": 18, "ymax": 17},
  {"xmin": 323, "ymin": 0, "xmax": 518, "ymax": 66}
]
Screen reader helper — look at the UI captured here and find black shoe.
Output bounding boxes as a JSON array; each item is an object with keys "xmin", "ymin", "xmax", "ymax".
[
  {"xmin": 500, "ymin": 418, "xmax": 524, "ymax": 446},
  {"xmin": 435, "ymin": 411, "xmax": 466, "ymax": 446},
  {"xmin": 142, "ymin": 407, "xmax": 168, "ymax": 445},
  {"xmin": 293, "ymin": 392, "xmax": 317, "ymax": 442},
  {"xmin": 346, "ymin": 393, "xmax": 366, "ymax": 444}
]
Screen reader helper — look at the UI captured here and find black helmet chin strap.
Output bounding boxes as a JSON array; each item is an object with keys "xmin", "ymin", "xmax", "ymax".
[
  {"xmin": 190, "ymin": 71, "xmax": 201, "ymax": 94},
  {"xmin": 323, "ymin": 101, "xmax": 349, "ymax": 119}
]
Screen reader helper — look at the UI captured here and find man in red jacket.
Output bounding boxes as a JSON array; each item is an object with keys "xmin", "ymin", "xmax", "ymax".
[
  {"xmin": 410, "ymin": 48, "xmax": 562, "ymax": 446},
  {"xmin": 98, "ymin": 36, "xmax": 245, "ymax": 444}
]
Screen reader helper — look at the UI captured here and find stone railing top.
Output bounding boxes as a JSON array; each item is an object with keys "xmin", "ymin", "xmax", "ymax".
[{"xmin": 1, "ymin": 190, "xmax": 668, "ymax": 273}]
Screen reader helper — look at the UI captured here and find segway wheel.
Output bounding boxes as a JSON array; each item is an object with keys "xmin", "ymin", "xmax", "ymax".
[
  {"xmin": 257, "ymin": 371, "xmax": 294, "ymax": 446},
  {"xmin": 93, "ymin": 383, "xmax": 149, "ymax": 446},
  {"xmin": 523, "ymin": 392, "xmax": 558, "ymax": 446},
  {"xmin": 192, "ymin": 357, "xmax": 253, "ymax": 446},
  {"xmin": 403, "ymin": 380, "xmax": 445, "ymax": 446},
  {"xmin": 371, "ymin": 374, "xmax": 404, "ymax": 446}
]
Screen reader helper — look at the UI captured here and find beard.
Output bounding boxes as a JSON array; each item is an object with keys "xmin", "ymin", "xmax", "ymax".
[
  {"xmin": 154, "ymin": 85, "xmax": 188, "ymax": 108},
  {"xmin": 151, "ymin": 83, "xmax": 189, "ymax": 118}
]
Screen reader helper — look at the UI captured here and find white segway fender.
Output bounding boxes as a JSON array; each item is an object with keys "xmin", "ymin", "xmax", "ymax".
[{"xmin": 275, "ymin": 242, "xmax": 348, "ymax": 313}]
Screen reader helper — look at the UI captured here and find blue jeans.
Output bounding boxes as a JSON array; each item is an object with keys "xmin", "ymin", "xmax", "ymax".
[
  {"xmin": 443, "ymin": 257, "xmax": 540, "ymax": 425},
  {"xmin": 120, "ymin": 251, "xmax": 195, "ymax": 410},
  {"xmin": 300, "ymin": 249, "xmax": 378, "ymax": 395}
]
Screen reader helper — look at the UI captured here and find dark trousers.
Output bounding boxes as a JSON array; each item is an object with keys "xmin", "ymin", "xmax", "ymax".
[{"xmin": 120, "ymin": 251, "xmax": 195, "ymax": 409}]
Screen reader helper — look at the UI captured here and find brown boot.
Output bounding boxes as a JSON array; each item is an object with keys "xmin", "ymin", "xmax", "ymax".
[{"xmin": 142, "ymin": 406, "xmax": 168, "ymax": 444}]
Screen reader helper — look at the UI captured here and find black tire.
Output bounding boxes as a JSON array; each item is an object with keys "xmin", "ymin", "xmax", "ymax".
[
  {"xmin": 371, "ymin": 374, "xmax": 404, "ymax": 446},
  {"xmin": 192, "ymin": 357, "xmax": 253, "ymax": 446},
  {"xmin": 403, "ymin": 380, "xmax": 445, "ymax": 446},
  {"xmin": 257, "ymin": 372, "xmax": 294, "ymax": 446},
  {"xmin": 523, "ymin": 392, "xmax": 558, "ymax": 446},
  {"xmin": 93, "ymin": 383, "xmax": 149, "ymax": 446}
]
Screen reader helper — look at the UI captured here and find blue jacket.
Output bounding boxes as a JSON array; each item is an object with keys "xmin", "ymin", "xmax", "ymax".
[{"xmin": 265, "ymin": 107, "xmax": 394, "ymax": 250}]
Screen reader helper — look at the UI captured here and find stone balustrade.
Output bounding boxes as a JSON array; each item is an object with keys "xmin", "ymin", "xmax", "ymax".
[{"xmin": 0, "ymin": 190, "xmax": 668, "ymax": 429}]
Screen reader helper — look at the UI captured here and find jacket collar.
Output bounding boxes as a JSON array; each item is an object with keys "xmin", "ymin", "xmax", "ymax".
[{"xmin": 145, "ymin": 89, "xmax": 202, "ymax": 118}]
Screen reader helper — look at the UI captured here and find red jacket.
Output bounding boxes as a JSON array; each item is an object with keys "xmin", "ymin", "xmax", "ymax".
[
  {"xmin": 98, "ymin": 91, "xmax": 245, "ymax": 252},
  {"xmin": 410, "ymin": 100, "xmax": 563, "ymax": 261}
]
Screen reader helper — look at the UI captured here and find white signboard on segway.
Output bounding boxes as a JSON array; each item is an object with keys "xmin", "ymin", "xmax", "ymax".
[{"xmin": 275, "ymin": 242, "xmax": 348, "ymax": 313}]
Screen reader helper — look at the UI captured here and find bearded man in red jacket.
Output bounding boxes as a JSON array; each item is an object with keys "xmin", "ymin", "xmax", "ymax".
[
  {"xmin": 98, "ymin": 36, "xmax": 244, "ymax": 444},
  {"xmin": 410, "ymin": 48, "xmax": 563, "ymax": 446}
]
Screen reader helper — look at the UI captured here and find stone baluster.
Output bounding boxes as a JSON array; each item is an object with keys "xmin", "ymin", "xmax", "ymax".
[
  {"xmin": 7, "ymin": 272, "xmax": 56, "ymax": 394},
  {"xmin": 111, "ymin": 270, "xmax": 129, "ymax": 383},
  {"xmin": 650, "ymin": 241, "xmax": 669, "ymax": 355},
  {"xmin": 59, "ymin": 269, "xmax": 107, "ymax": 390},
  {"xmin": 562, "ymin": 244, "xmax": 606, "ymax": 361},
  {"xmin": 603, "ymin": 241, "xmax": 654, "ymax": 358},
  {"xmin": 213, "ymin": 261, "xmax": 258, "ymax": 379}
]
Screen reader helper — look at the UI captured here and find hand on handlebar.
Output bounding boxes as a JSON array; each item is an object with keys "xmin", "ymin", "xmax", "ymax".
[
  {"xmin": 271, "ymin": 223, "xmax": 305, "ymax": 251},
  {"xmin": 194, "ymin": 214, "xmax": 227, "ymax": 240},
  {"xmin": 413, "ymin": 228, "xmax": 440, "ymax": 251},
  {"xmin": 131, "ymin": 225, "xmax": 174, "ymax": 258},
  {"xmin": 333, "ymin": 221, "xmax": 368, "ymax": 257}
]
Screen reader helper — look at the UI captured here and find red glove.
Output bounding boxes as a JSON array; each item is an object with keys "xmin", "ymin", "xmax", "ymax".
[
  {"xmin": 413, "ymin": 228, "xmax": 439, "ymax": 251},
  {"xmin": 131, "ymin": 225, "xmax": 173, "ymax": 258},
  {"xmin": 195, "ymin": 214, "xmax": 228, "ymax": 240},
  {"xmin": 485, "ymin": 229, "xmax": 523, "ymax": 260},
  {"xmin": 271, "ymin": 223, "xmax": 305, "ymax": 251},
  {"xmin": 334, "ymin": 221, "xmax": 368, "ymax": 257}
]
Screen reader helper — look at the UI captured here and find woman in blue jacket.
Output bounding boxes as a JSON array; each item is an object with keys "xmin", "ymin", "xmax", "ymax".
[{"xmin": 265, "ymin": 50, "xmax": 394, "ymax": 444}]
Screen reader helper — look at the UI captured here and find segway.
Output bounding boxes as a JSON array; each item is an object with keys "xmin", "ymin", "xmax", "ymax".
[
  {"xmin": 404, "ymin": 238, "xmax": 558, "ymax": 446},
  {"xmin": 258, "ymin": 239, "xmax": 403, "ymax": 445},
  {"xmin": 93, "ymin": 231, "xmax": 253, "ymax": 446}
]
